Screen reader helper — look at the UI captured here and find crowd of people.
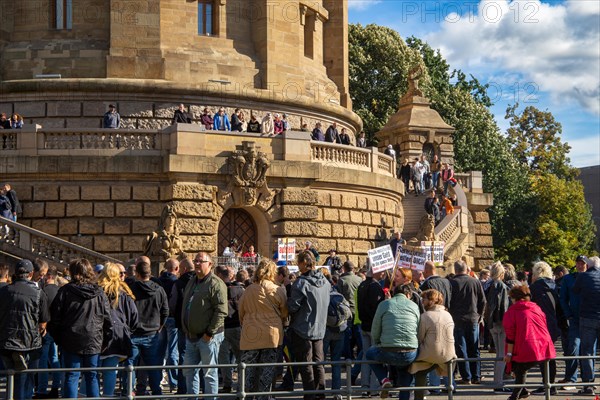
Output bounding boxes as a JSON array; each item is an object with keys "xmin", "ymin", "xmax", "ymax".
[{"xmin": 1, "ymin": 249, "xmax": 599, "ymax": 400}]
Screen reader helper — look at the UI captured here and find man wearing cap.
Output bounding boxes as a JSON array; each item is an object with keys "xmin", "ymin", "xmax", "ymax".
[
  {"xmin": 0, "ymin": 259, "xmax": 50, "ymax": 399},
  {"xmin": 103, "ymin": 104, "xmax": 121, "ymax": 129},
  {"xmin": 558, "ymin": 255, "xmax": 588, "ymax": 387},
  {"xmin": 573, "ymin": 256, "xmax": 600, "ymax": 395},
  {"xmin": 324, "ymin": 249, "xmax": 342, "ymax": 275}
]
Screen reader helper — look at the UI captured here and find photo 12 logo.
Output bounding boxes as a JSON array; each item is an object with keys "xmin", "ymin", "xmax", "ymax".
[{"xmin": 400, "ymin": 1, "xmax": 540, "ymax": 24}]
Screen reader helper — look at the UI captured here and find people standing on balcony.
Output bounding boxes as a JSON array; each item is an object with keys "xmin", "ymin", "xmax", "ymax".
[
  {"xmin": 287, "ymin": 250, "xmax": 330, "ymax": 400},
  {"xmin": 239, "ymin": 259, "xmax": 288, "ymax": 400},
  {"xmin": 172, "ymin": 104, "xmax": 192, "ymax": 124},
  {"xmin": 572, "ymin": 256, "xmax": 600, "ymax": 396},
  {"xmin": 282, "ymin": 113, "xmax": 290, "ymax": 132},
  {"xmin": 126, "ymin": 260, "xmax": 169, "ymax": 396},
  {"xmin": 231, "ymin": 108, "xmax": 243, "ymax": 132},
  {"xmin": 103, "ymin": 104, "xmax": 121, "ymax": 129},
  {"xmin": 0, "ymin": 113, "xmax": 11, "ymax": 129},
  {"xmin": 273, "ymin": 113, "xmax": 284, "ymax": 135},
  {"xmin": 48, "ymin": 258, "xmax": 113, "ymax": 399},
  {"xmin": 311, "ymin": 122, "xmax": 325, "ymax": 141},
  {"xmin": 239, "ymin": 111, "xmax": 248, "ymax": 132},
  {"xmin": 10, "ymin": 113, "xmax": 23, "ymax": 129},
  {"xmin": 247, "ymin": 114, "xmax": 261, "ymax": 133},
  {"xmin": 339, "ymin": 128, "xmax": 352, "ymax": 145},
  {"xmin": 0, "ymin": 259, "xmax": 50, "ymax": 400},
  {"xmin": 97, "ymin": 262, "xmax": 139, "ymax": 397},
  {"xmin": 430, "ymin": 155, "xmax": 441, "ymax": 190},
  {"xmin": 357, "ymin": 131, "xmax": 367, "ymax": 148},
  {"xmin": 503, "ymin": 285, "xmax": 556, "ymax": 400},
  {"xmin": 200, "ymin": 108, "xmax": 214, "ymax": 130},
  {"xmin": 325, "ymin": 122, "xmax": 341, "ymax": 143},
  {"xmin": 213, "ymin": 108, "xmax": 231, "ymax": 131},
  {"xmin": 242, "ymin": 245, "xmax": 258, "ymax": 261},
  {"xmin": 384, "ymin": 144, "xmax": 395, "ymax": 158},
  {"xmin": 181, "ymin": 252, "xmax": 227, "ymax": 400},
  {"xmin": 449, "ymin": 260, "xmax": 486, "ymax": 386},
  {"xmin": 261, "ymin": 112, "xmax": 274, "ymax": 136}
]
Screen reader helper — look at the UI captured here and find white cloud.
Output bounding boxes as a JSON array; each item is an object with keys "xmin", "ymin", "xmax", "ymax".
[
  {"xmin": 565, "ymin": 134, "xmax": 600, "ymax": 168},
  {"xmin": 426, "ymin": 0, "xmax": 600, "ymax": 115},
  {"xmin": 348, "ymin": 0, "xmax": 382, "ymax": 11}
]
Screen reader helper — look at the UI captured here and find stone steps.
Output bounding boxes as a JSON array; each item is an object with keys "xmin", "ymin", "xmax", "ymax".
[{"xmin": 402, "ymin": 191, "xmax": 429, "ymax": 236}]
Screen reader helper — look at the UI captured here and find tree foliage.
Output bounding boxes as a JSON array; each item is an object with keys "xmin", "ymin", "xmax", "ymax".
[{"xmin": 506, "ymin": 104, "xmax": 576, "ymax": 180}]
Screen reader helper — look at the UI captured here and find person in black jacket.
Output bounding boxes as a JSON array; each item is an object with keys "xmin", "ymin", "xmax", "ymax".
[
  {"xmin": 98, "ymin": 262, "xmax": 139, "ymax": 397},
  {"xmin": 0, "ymin": 259, "xmax": 49, "ymax": 400},
  {"xmin": 158, "ymin": 258, "xmax": 180, "ymax": 391},
  {"xmin": 420, "ymin": 261, "xmax": 451, "ymax": 310},
  {"xmin": 356, "ymin": 266, "xmax": 386, "ymax": 395},
  {"xmin": 125, "ymin": 260, "xmax": 169, "ymax": 396},
  {"xmin": 48, "ymin": 258, "xmax": 112, "ymax": 399},
  {"xmin": 325, "ymin": 122, "xmax": 341, "ymax": 143},
  {"xmin": 216, "ymin": 265, "xmax": 245, "ymax": 393},
  {"xmin": 172, "ymin": 104, "xmax": 192, "ymax": 124},
  {"xmin": 3, "ymin": 183, "xmax": 21, "ymax": 222},
  {"xmin": 169, "ymin": 257, "xmax": 195, "ymax": 394},
  {"xmin": 449, "ymin": 260, "xmax": 486, "ymax": 385}
]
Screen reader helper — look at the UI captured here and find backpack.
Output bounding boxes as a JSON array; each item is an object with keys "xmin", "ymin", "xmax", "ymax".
[{"xmin": 327, "ymin": 290, "xmax": 352, "ymax": 333}]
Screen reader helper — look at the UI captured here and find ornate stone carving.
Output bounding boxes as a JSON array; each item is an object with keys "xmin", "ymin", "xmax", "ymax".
[
  {"xmin": 408, "ymin": 213, "xmax": 437, "ymax": 243},
  {"xmin": 219, "ymin": 141, "xmax": 275, "ymax": 209},
  {"xmin": 143, "ymin": 204, "xmax": 184, "ymax": 259},
  {"xmin": 407, "ymin": 65, "xmax": 424, "ymax": 97}
]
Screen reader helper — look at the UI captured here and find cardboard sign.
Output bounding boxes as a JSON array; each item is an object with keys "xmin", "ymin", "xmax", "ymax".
[
  {"xmin": 368, "ymin": 245, "xmax": 395, "ymax": 273},
  {"xmin": 397, "ymin": 241, "xmax": 445, "ymax": 270},
  {"xmin": 287, "ymin": 265, "xmax": 299, "ymax": 274},
  {"xmin": 277, "ymin": 238, "xmax": 296, "ymax": 262}
]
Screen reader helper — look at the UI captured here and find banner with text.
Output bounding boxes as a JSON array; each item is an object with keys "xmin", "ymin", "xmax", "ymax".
[
  {"xmin": 368, "ymin": 245, "xmax": 395, "ymax": 273},
  {"xmin": 278, "ymin": 238, "xmax": 297, "ymax": 262},
  {"xmin": 397, "ymin": 241, "xmax": 445, "ymax": 271}
]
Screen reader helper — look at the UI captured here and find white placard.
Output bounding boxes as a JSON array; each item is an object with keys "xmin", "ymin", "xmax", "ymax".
[
  {"xmin": 277, "ymin": 238, "xmax": 296, "ymax": 261},
  {"xmin": 368, "ymin": 245, "xmax": 395, "ymax": 273}
]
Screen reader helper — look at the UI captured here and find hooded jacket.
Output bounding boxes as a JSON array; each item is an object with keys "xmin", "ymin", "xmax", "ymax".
[
  {"xmin": 573, "ymin": 266, "xmax": 600, "ymax": 320},
  {"xmin": 484, "ymin": 279, "xmax": 510, "ymax": 326},
  {"xmin": 129, "ymin": 280, "xmax": 169, "ymax": 336},
  {"xmin": 287, "ymin": 269, "xmax": 331, "ymax": 340},
  {"xmin": 530, "ymin": 277, "xmax": 561, "ymax": 341},
  {"xmin": 0, "ymin": 279, "xmax": 49, "ymax": 352},
  {"xmin": 357, "ymin": 276, "xmax": 385, "ymax": 332},
  {"xmin": 49, "ymin": 283, "xmax": 112, "ymax": 355},
  {"xmin": 503, "ymin": 300, "xmax": 556, "ymax": 363},
  {"xmin": 102, "ymin": 291, "xmax": 139, "ymax": 358}
]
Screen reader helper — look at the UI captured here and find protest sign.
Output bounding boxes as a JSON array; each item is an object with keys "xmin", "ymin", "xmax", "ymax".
[
  {"xmin": 278, "ymin": 238, "xmax": 296, "ymax": 261},
  {"xmin": 367, "ymin": 245, "xmax": 395, "ymax": 273}
]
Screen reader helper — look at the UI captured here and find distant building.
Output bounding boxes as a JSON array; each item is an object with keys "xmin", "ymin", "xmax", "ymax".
[{"xmin": 578, "ymin": 165, "xmax": 600, "ymax": 252}]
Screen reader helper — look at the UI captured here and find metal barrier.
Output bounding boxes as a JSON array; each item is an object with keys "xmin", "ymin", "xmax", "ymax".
[{"xmin": 1, "ymin": 355, "xmax": 598, "ymax": 400}]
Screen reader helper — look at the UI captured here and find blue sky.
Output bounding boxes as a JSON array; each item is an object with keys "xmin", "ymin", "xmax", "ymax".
[{"xmin": 348, "ymin": 0, "xmax": 600, "ymax": 168}]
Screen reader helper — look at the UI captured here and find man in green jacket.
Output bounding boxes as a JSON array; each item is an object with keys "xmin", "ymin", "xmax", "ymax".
[{"xmin": 181, "ymin": 252, "xmax": 228, "ymax": 400}]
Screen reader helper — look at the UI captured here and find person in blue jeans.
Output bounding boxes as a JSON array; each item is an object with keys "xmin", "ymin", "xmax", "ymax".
[
  {"xmin": 48, "ymin": 258, "xmax": 113, "ymax": 399},
  {"xmin": 181, "ymin": 252, "xmax": 228, "ymax": 400},
  {"xmin": 366, "ymin": 285, "xmax": 420, "ymax": 400},
  {"xmin": 126, "ymin": 260, "xmax": 169, "ymax": 396},
  {"xmin": 573, "ymin": 256, "xmax": 600, "ymax": 396},
  {"xmin": 98, "ymin": 262, "xmax": 139, "ymax": 396}
]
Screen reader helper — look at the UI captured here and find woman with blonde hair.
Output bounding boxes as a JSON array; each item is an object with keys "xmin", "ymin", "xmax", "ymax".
[
  {"xmin": 484, "ymin": 262, "xmax": 511, "ymax": 392},
  {"xmin": 97, "ymin": 262, "xmax": 139, "ymax": 397},
  {"xmin": 238, "ymin": 258, "xmax": 288, "ymax": 400},
  {"xmin": 409, "ymin": 289, "xmax": 456, "ymax": 400}
]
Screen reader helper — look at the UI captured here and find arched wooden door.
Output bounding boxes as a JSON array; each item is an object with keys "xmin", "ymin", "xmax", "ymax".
[{"xmin": 217, "ymin": 208, "xmax": 258, "ymax": 256}]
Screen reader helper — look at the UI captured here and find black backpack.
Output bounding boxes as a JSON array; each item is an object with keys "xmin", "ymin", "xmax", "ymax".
[{"xmin": 327, "ymin": 290, "xmax": 352, "ymax": 333}]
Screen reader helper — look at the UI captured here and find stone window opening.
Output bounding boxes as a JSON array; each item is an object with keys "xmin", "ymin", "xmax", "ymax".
[
  {"xmin": 198, "ymin": 0, "xmax": 214, "ymax": 36},
  {"xmin": 52, "ymin": 0, "xmax": 72, "ymax": 30}
]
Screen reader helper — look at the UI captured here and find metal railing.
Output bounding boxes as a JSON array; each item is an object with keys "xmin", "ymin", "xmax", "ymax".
[{"xmin": 1, "ymin": 355, "xmax": 597, "ymax": 400}]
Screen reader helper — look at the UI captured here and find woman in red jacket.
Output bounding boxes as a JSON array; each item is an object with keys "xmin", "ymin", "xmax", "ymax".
[{"xmin": 503, "ymin": 285, "xmax": 556, "ymax": 400}]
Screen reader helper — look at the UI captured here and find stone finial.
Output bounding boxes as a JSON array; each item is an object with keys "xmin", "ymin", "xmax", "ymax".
[
  {"xmin": 143, "ymin": 204, "xmax": 184, "ymax": 259},
  {"xmin": 406, "ymin": 64, "xmax": 424, "ymax": 98}
]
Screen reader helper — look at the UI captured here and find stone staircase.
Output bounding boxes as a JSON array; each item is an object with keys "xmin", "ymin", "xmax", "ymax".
[
  {"xmin": 0, "ymin": 218, "xmax": 122, "ymax": 271},
  {"xmin": 401, "ymin": 190, "xmax": 430, "ymax": 237}
]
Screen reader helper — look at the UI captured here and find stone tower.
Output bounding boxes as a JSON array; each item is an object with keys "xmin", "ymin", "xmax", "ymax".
[{"xmin": 0, "ymin": 0, "xmax": 360, "ymax": 131}]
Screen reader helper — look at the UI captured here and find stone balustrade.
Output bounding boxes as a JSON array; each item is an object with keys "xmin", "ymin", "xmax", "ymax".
[{"xmin": 1, "ymin": 124, "xmax": 396, "ymax": 178}]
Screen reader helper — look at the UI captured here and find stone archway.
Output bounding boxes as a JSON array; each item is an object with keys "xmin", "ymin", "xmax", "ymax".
[
  {"xmin": 422, "ymin": 142, "xmax": 436, "ymax": 162},
  {"xmin": 217, "ymin": 208, "xmax": 258, "ymax": 256}
]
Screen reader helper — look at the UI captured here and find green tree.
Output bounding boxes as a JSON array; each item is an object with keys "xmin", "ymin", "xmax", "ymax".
[
  {"xmin": 506, "ymin": 104, "xmax": 576, "ymax": 180},
  {"xmin": 349, "ymin": 24, "xmax": 424, "ymax": 142}
]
